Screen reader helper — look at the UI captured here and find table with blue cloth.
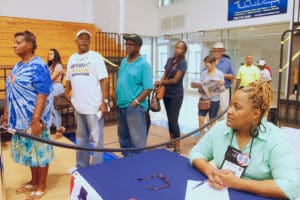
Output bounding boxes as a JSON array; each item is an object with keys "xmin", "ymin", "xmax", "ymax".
[{"xmin": 71, "ymin": 149, "xmax": 278, "ymax": 200}]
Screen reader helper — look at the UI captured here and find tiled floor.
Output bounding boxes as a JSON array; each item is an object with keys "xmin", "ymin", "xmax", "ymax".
[{"xmin": 150, "ymin": 94, "xmax": 199, "ymax": 134}]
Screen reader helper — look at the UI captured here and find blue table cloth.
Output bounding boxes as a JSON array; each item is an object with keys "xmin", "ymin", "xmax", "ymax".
[{"xmin": 76, "ymin": 149, "xmax": 278, "ymax": 200}]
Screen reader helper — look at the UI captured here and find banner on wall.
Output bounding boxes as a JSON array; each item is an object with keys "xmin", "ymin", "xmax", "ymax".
[{"xmin": 228, "ymin": 0, "xmax": 288, "ymax": 21}]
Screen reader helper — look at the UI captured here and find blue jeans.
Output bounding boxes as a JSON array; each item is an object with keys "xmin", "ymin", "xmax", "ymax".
[
  {"xmin": 163, "ymin": 95, "xmax": 183, "ymax": 138},
  {"xmin": 50, "ymin": 83, "xmax": 64, "ymax": 130},
  {"xmin": 117, "ymin": 105, "xmax": 147, "ymax": 157},
  {"xmin": 74, "ymin": 110, "xmax": 104, "ymax": 168}
]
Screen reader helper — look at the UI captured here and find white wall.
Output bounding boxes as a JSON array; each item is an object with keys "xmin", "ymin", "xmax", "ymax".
[
  {"xmin": 0, "ymin": 0, "xmax": 295, "ymax": 36},
  {"xmin": 156, "ymin": 0, "xmax": 294, "ymax": 35},
  {"xmin": 0, "ymin": 0, "xmax": 93, "ymax": 23},
  {"xmin": 93, "ymin": 0, "xmax": 122, "ymax": 33},
  {"xmin": 93, "ymin": 0, "xmax": 157, "ymax": 36},
  {"xmin": 123, "ymin": 0, "xmax": 157, "ymax": 36}
]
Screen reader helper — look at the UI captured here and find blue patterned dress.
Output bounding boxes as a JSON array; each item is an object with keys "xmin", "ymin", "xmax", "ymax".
[{"xmin": 6, "ymin": 56, "xmax": 54, "ymax": 167}]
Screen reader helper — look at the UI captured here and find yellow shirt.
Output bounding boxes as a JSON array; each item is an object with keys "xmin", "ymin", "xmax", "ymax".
[{"xmin": 236, "ymin": 65, "xmax": 260, "ymax": 87}]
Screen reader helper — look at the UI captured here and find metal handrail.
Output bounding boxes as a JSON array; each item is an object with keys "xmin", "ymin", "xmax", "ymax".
[{"xmin": 277, "ymin": 28, "xmax": 300, "ymax": 126}]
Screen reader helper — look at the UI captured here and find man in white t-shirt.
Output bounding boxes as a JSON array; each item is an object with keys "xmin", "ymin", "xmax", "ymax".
[{"xmin": 65, "ymin": 30, "xmax": 109, "ymax": 169}]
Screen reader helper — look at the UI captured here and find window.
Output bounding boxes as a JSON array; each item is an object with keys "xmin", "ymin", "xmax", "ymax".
[
  {"xmin": 136, "ymin": 22, "xmax": 289, "ymax": 104},
  {"xmin": 187, "ymin": 43, "xmax": 201, "ymax": 91},
  {"xmin": 159, "ymin": 0, "xmax": 173, "ymax": 7},
  {"xmin": 140, "ymin": 37, "xmax": 154, "ymax": 69}
]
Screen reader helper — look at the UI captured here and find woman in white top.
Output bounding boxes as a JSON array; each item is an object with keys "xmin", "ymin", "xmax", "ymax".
[{"xmin": 47, "ymin": 48, "xmax": 65, "ymax": 139}]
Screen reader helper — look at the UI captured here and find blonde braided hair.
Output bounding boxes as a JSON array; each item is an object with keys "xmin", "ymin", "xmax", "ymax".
[{"xmin": 239, "ymin": 80, "xmax": 273, "ymax": 118}]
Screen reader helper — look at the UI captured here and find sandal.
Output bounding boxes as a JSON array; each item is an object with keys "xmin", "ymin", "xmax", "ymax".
[
  {"xmin": 52, "ymin": 127, "xmax": 66, "ymax": 140},
  {"xmin": 15, "ymin": 184, "xmax": 37, "ymax": 194},
  {"xmin": 26, "ymin": 190, "xmax": 47, "ymax": 200}
]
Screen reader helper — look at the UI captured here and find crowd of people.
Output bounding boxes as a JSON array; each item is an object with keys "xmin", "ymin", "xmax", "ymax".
[{"xmin": 3, "ymin": 29, "xmax": 299, "ymax": 200}]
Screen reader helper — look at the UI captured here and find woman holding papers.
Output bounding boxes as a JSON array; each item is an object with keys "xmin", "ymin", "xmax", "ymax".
[
  {"xmin": 191, "ymin": 55, "xmax": 224, "ymax": 138},
  {"xmin": 189, "ymin": 80, "xmax": 300, "ymax": 199}
]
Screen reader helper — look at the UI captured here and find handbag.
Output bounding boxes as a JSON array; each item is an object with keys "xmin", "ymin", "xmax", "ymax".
[
  {"xmin": 150, "ymin": 89, "xmax": 161, "ymax": 112},
  {"xmin": 198, "ymin": 99, "xmax": 211, "ymax": 110},
  {"xmin": 54, "ymin": 93, "xmax": 72, "ymax": 110},
  {"xmin": 156, "ymin": 85, "xmax": 165, "ymax": 100}
]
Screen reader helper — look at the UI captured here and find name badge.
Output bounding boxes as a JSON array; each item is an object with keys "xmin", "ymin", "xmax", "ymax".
[{"xmin": 220, "ymin": 146, "xmax": 250, "ymax": 178}]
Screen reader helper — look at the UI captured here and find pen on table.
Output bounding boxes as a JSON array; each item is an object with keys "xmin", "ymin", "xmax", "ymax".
[{"xmin": 192, "ymin": 180, "xmax": 206, "ymax": 190}]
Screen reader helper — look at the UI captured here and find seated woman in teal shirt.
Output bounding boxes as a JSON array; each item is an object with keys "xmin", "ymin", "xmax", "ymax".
[{"xmin": 189, "ymin": 80, "xmax": 300, "ymax": 199}]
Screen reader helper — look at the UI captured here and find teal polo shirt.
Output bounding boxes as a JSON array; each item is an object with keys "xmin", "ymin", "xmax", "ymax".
[
  {"xmin": 189, "ymin": 119, "xmax": 300, "ymax": 199},
  {"xmin": 116, "ymin": 56, "xmax": 153, "ymax": 110}
]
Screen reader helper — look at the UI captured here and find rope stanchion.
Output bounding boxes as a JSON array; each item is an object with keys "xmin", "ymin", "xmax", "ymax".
[{"xmin": 1, "ymin": 108, "xmax": 228, "ymax": 153}]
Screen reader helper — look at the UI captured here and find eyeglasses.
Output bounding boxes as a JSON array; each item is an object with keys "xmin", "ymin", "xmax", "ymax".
[{"xmin": 137, "ymin": 171, "xmax": 170, "ymax": 191}]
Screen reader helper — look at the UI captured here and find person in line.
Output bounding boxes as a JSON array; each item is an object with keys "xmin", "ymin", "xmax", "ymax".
[
  {"xmin": 47, "ymin": 48, "xmax": 66, "ymax": 140},
  {"xmin": 212, "ymin": 42, "xmax": 235, "ymax": 112},
  {"xmin": 258, "ymin": 58, "xmax": 272, "ymax": 77},
  {"xmin": 154, "ymin": 40, "xmax": 188, "ymax": 153},
  {"xmin": 65, "ymin": 30, "xmax": 109, "ymax": 169},
  {"xmin": 116, "ymin": 33, "xmax": 153, "ymax": 157},
  {"xmin": 235, "ymin": 55, "xmax": 260, "ymax": 90},
  {"xmin": 3, "ymin": 30, "xmax": 53, "ymax": 200},
  {"xmin": 257, "ymin": 59, "xmax": 271, "ymax": 82},
  {"xmin": 189, "ymin": 80, "xmax": 300, "ymax": 199},
  {"xmin": 191, "ymin": 55, "xmax": 224, "ymax": 138}
]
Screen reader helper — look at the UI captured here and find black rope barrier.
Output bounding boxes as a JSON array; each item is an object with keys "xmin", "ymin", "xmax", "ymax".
[{"xmin": 1, "ymin": 108, "xmax": 228, "ymax": 153}]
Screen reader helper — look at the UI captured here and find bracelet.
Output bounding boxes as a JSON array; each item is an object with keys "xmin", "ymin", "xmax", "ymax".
[{"xmin": 134, "ymin": 99, "xmax": 140, "ymax": 105}]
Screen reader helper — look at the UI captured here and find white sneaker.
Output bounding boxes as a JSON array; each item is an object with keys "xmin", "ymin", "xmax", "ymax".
[{"xmin": 67, "ymin": 167, "xmax": 78, "ymax": 175}]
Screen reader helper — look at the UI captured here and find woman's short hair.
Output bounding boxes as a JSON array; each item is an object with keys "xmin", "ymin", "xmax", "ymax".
[
  {"xmin": 239, "ymin": 80, "xmax": 273, "ymax": 117},
  {"xmin": 14, "ymin": 30, "xmax": 37, "ymax": 53},
  {"xmin": 203, "ymin": 55, "xmax": 216, "ymax": 63}
]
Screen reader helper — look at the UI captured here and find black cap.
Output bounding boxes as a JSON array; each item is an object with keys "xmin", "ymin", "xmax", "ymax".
[{"xmin": 123, "ymin": 33, "xmax": 143, "ymax": 46}]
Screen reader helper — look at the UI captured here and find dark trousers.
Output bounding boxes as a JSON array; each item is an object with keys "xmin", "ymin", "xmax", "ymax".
[
  {"xmin": 163, "ymin": 95, "xmax": 183, "ymax": 138},
  {"xmin": 145, "ymin": 109, "xmax": 151, "ymax": 135}
]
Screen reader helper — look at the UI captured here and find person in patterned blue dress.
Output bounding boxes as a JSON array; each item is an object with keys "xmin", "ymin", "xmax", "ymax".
[{"xmin": 3, "ymin": 30, "xmax": 53, "ymax": 200}]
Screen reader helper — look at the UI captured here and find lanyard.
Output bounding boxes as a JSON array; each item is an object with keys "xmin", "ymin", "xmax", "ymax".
[
  {"xmin": 220, "ymin": 132, "xmax": 254, "ymax": 177},
  {"xmin": 229, "ymin": 132, "xmax": 254, "ymax": 158}
]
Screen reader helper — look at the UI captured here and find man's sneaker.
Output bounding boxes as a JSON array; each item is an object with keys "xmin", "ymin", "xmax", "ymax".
[{"xmin": 67, "ymin": 167, "xmax": 78, "ymax": 175}]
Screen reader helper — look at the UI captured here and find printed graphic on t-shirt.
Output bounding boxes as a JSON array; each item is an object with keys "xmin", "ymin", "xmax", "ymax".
[{"xmin": 70, "ymin": 63, "xmax": 90, "ymax": 77}]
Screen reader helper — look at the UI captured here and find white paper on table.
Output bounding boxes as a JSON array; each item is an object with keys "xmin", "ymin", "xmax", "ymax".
[{"xmin": 184, "ymin": 180, "xmax": 230, "ymax": 200}]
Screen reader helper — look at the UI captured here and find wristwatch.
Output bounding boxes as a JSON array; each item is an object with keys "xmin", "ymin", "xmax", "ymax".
[{"xmin": 104, "ymin": 99, "xmax": 109, "ymax": 104}]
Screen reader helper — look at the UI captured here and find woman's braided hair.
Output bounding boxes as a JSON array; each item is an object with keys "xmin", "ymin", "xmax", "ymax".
[{"xmin": 239, "ymin": 79, "xmax": 273, "ymax": 118}]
